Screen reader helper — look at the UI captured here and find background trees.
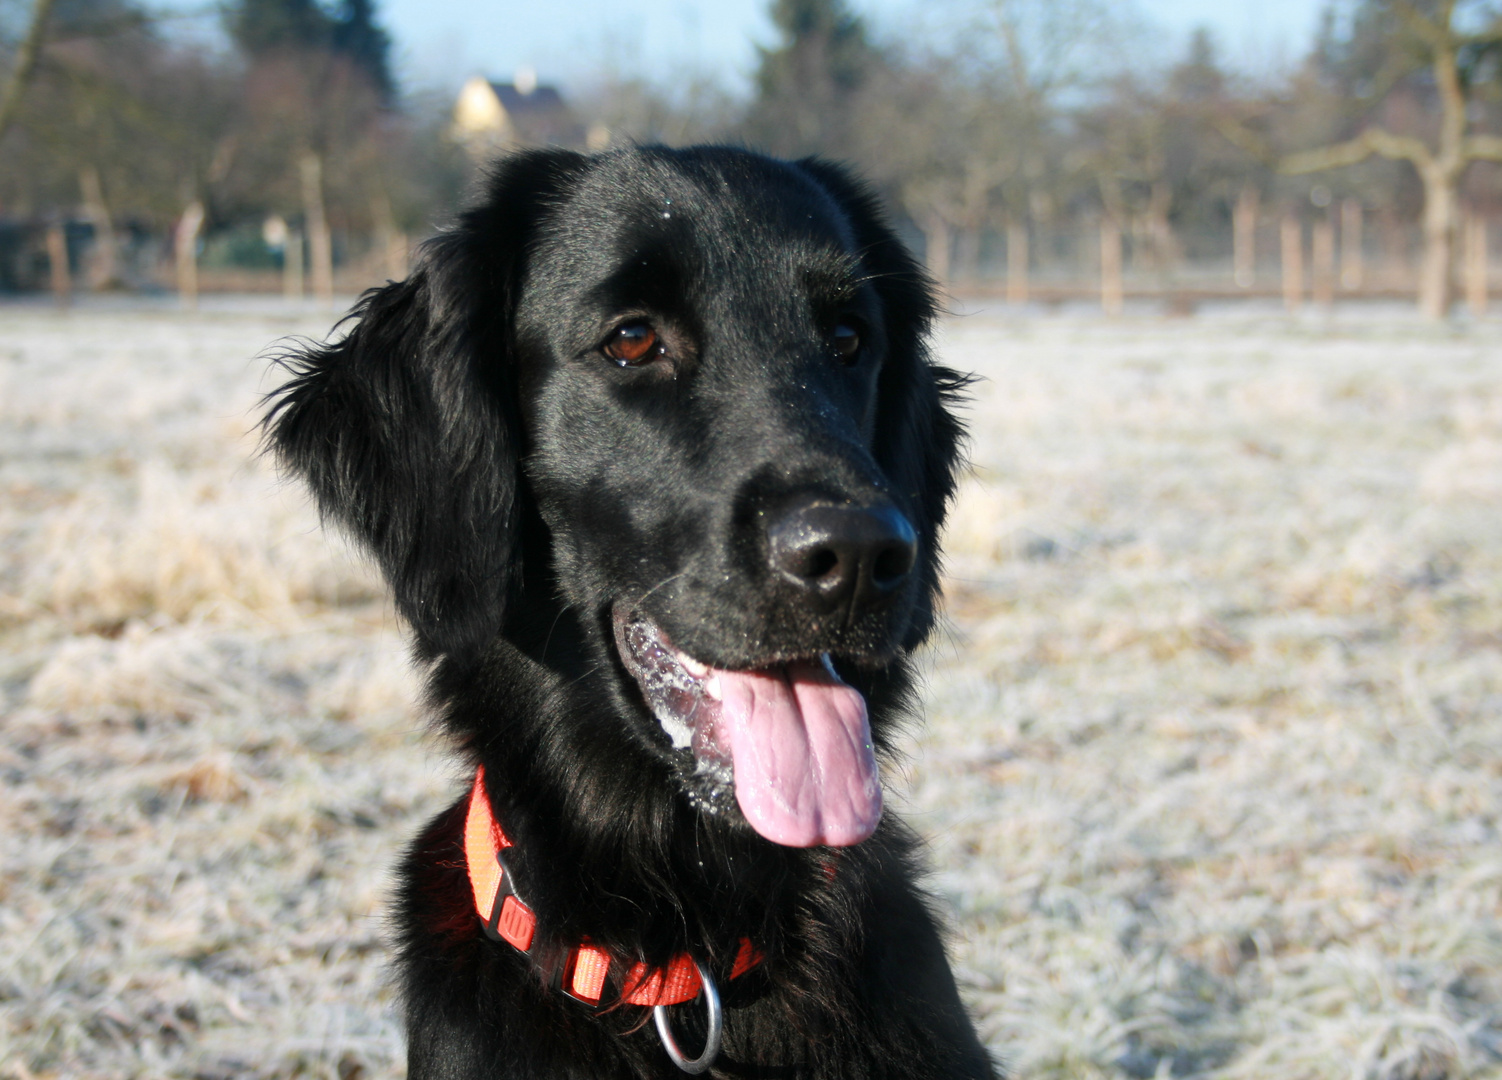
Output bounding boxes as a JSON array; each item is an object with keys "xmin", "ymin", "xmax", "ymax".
[
  {"xmin": 0, "ymin": 0, "xmax": 469, "ymax": 295},
  {"xmin": 2, "ymin": 0, "xmax": 1500, "ymax": 315}
]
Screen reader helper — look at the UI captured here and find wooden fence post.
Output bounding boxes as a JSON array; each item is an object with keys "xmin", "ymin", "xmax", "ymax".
[
  {"xmin": 175, "ymin": 200, "xmax": 204, "ymax": 310},
  {"xmin": 923, "ymin": 213, "xmax": 951, "ymax": 288},
  {"xmin": 79, "ymin": 165, "xmax": 119, "ymax": 290},
  {"xmin": 1465, "ymin": 213, "xmax": 1487, "ymax": 318},
  {"xmin": 1233, "ymin": 187, "xmax": 1257, "ymax": 288},
  {"xmin": 372, "ymin": 192, "xmax": 410, "ymax": 282},
  {"xmin": 1006, "ymin": 219, "xmax": 1029, "ymax": 305},
  {"xmin": 300, "ymin": 153, "xmax": 334, "ymax": 309},
  {"xmin": 284, "ymin": 229, "xmax": 304, "ymax": 300},
  {"xmin": 1379, "ymin": 210, "xmax": 1408, "ymax": 290},
  {"xmin": 1312, "ymin": 217, "xmax": 1335, "ymax": 308},
  {"xmin": 1280, "ymin": 215, "xmax": 1304, "ymax": 313},
  {"xmin": 386, "ymin": 231, "xmax": 409, "ymax": 281},
  {"xmin": 45, "ymin": 221, "xmax": 69, "ymax": 306},
  {"xmin": 1340, "ymin": 200, "xmax": 1364, "ymax": 291},
  {"xmin": 1100, "ymin": 217, "xmax": 1123, "ymax": 316}
]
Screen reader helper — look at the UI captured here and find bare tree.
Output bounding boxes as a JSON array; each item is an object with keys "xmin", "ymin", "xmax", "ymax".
[
  {"xmin": 1074, "ymin": 32, "xmax": 1247, "ymax": 295},
  {"xmin": 853, "ymin": 0, "xmax": 1115, "ymax": 290},
  {"xmin": 855, "ymin": 63, "xmax": 1020, "ymax": 285},
  {"xmin": 574, "ymin": 73, "xmax": 738, "ymax": 148},
  {"xmin": 0, "ymin": 1, "xmax": 245, "ymax": 294},
  {"xmin": 980, "ymin": 0, "xmax": 1113, "ymax": 280},
  {"xmin": 1282, "ymin": 0, "xmax": 1502, "ymax": 318}
]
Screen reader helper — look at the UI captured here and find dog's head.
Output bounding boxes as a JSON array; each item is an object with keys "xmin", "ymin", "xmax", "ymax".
[{"xmin": 266, "ymin": 146, "xmax": 965, "ymax": 849}]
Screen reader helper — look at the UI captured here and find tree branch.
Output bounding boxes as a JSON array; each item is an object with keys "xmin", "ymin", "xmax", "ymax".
[
  {"xmin": 1282, "ymin": 135, "xmax": 1375, "ymax": 174},
  {"xmin": 1281, "ymin": 126, "xmax": 1433, "ymax": 174},
  {"xmin": 1466, "ymin": 134, "xmax": 1502, "ymax": 161},
  {"xmin": 0, "ymin": 0, "xmax": 60, "ymax": 145},
  {"xmin": 1391, "ymin": 0, "xmax": 1453, "ymax": 50},
  {"xmin": 1365, "ymin": 126, "xmax": 1435, "ymax": 166},
  {"xmin": 1213, "ymin": 115, "xmax": 1279, "ymax": 167}
]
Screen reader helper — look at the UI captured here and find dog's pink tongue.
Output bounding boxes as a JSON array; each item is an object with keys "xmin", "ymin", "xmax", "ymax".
[{"xmin": 717, "ymin": 660, "xmax": 881, "ymax": 847}]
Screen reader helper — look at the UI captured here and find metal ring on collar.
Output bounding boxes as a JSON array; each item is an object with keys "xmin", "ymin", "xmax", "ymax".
[{"xmin": 653, "ymin": 959, "xmax": 722, "ymax": 1074}]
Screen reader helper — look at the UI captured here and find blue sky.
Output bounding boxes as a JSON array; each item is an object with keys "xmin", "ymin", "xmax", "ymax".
[{"xmin": 383, "ymin": 0, "xmax": 1333, "ymax": 97}]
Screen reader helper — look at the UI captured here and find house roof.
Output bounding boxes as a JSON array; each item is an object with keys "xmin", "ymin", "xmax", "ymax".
[
  {"xmin": 453, "ymin": 76, "xmax": 586, "ymax": 148},
  {"xmin": 489, "ymin": 83, "xmax": 567, "ymax": 118}
]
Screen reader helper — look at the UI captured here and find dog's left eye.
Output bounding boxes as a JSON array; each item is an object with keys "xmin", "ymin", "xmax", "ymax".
[
  {"xmin": 603, "ymin": 322, "xmax": 662, "ymax": 366},
  {"xmin": 832, "ymin": 322, "xmax": 861, "ymax": 364}
]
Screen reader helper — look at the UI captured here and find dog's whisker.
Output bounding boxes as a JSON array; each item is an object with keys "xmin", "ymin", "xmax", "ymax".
[
  {"xmin": 623, "ymin": 571, "xmax": 689, "ymax": 614},
  {"xmin": 540, "ymin": 605, "xmax": 569, "ymax": 665},
  {"xmin": 562, "ymin": 663, "xmax": 604, "ymax": 690}
]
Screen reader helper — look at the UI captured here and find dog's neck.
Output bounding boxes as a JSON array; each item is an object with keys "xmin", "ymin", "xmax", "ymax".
[
  {"xmin": 430, "ymin": 629, "xmax": 876, "ymax": 965},
  {"xmin": 463, "ymin": 763, "xmax": 767, "ymax": 1008}
]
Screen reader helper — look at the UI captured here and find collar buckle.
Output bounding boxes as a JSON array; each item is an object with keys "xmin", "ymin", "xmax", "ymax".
[{"xmin": 481, "ymin": 846, "xmax": 536, "ymax": 952}]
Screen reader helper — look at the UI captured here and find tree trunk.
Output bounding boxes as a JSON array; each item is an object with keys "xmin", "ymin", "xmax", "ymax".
[
  {"xmin": 1100, "ymin": 217, "xmax": 1123, "ymax": 317},
  {"xmin": 1147, "ymin": 179, "xmax": 1178, "ymax": 275},
  {"xmin": 923, "ymin": 213, "xmax": 951, "ymax": 288},
  {"xmin": 1233, "ymin": 187, "xmax": 1258, "ymax": 288},
  {"xmin": 1379, "ymin": 209, "xmax": 1408, "ymax": 290},
  {"xmin": 79, "ymin": 165, "xmax": 119, "ymax": 290},
  {"xmin": 372, "ymin": 192, "xmax": 409, "ymax": 282},
  {"xmin": 1006, "ymin": 219, "xmax": 1029, "ymax": 305},
  {"xmin": 1312, "ymin": 218, "xmax": 1335, "ymax": 308},
  {"xmin": 284, "ymin": 229, "xmax": 305, "ymax": 300},
  {"xmin": 1280, "ymin": 215, "xmax": 1303, "ymax": 313},
  {"xmin": 386, "ymin": 231, "xmax": 409, "ymax": 282},
  {"xmin": 1418, "ymin": 165, "xmax": 1457, "ymax": 319},
  {"xmin": 45, "ymin": 221, "xmax": 69, "ymax": 306},
  {"xmin": 176, "ymin": 200, "xmax": 204, "ymax": 310},
  {"xmin": 1275, "ymin": 14, "xmax": 1486, "ymax": 318},
  {"xmin": 1340, "ymin": 200, "xmax": 1364, "ymax": 292},
  {"xmin": 300, "ymin": 153, "xmax": 334, "ymax": 308},
  {"xmin": 953, "ymin": 227, "xmax": 981, "ymax": 285}
]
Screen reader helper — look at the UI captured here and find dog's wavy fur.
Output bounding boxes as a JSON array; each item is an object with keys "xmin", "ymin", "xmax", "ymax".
[{"xmin": 265, "ymin": 146, "xmax": 994, "ymax": 1079}]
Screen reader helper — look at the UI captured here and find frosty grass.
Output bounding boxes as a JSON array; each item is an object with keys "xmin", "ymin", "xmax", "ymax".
[{"xmin": 1, "ymin": 296, "xmax": 1498, "ymax": 1079}]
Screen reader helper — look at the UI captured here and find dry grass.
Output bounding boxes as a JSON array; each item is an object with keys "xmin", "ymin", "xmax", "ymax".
[
  {"xmin": 1, "ymin": 297, "xmax": 1498, "ymax": 1079},
  {"xmin": 1, "ymin": 300, "xmax": 436, "ymax": 1080},
  {"xmin": 920, "ymin": 304, "xmax": 1502, "ymax": 1079}
]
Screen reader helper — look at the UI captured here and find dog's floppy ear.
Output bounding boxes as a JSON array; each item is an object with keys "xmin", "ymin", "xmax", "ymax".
[
  {"xmin": 796, "ymin": 158, "xmax": 969, "ymax": 649},
  {"xmin": 263, "ymin": 149, "xmax": 592, "ymax": 662}
]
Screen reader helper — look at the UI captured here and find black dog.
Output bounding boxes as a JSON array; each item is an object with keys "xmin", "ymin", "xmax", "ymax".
[{"xmin": 265, "ymin": 145, "xmax": 993, "ymax": 1079}]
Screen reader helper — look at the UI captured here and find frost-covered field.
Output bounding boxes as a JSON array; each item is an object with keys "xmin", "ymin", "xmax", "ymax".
[{"xmin": 1, "ymin": 298, "xmax": 1499, "ymax": 1080}]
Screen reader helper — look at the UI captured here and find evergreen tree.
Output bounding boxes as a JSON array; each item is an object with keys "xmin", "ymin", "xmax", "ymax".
[
  {"xmin": 1169, "ymin": 27, "xmax": 1225, "ymax": 103},
  {"xmin": 330, "ymin": 0, "xmax": 393, "ymax": 103},
  {"xmin": 49, "ymin": 0, "xmax": 149, "ymax": 35},
  {"xmin": 227, "ymin": 0, "xmax": 393, "ymax": 102},
  {"xmin": 745, "ymin": 0, "xmax": 882, "ymax": 158},
  {"xmin": 229, "ymin": 0, "xmax": 332, "ymax": 56}
]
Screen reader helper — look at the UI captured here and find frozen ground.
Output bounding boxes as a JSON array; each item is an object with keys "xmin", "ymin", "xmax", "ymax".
[{"xmin": 1, "ymin": 297, "xmax": 1498, "ymax": 1079}]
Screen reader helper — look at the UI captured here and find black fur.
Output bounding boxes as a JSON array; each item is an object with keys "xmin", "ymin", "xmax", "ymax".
[{"xmin": 265, "ymin": 145, "xmax": 993, "ymax": 1079}]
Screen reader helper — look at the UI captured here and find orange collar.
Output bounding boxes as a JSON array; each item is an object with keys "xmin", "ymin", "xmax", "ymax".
[{"xmin": 463, "ymin": 766, "xmax": 762, "ymax": 1007}]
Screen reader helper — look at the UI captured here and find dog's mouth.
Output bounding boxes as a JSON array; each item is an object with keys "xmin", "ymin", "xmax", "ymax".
[{"xmin": 612, "ymin": 609, "xmax": 882, "ymax": 848}]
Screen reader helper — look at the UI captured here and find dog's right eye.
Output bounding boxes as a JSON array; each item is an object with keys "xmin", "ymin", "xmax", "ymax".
[
  {"xmin": 603, "ymin": 322, "xmax": 662, "ymax": 366},
  {"xmin": 831, "ymin": 321, "xmax": 861, "ymax": 365}
]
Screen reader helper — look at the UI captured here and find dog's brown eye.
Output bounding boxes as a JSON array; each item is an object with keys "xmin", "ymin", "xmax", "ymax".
[
  {"xmin": 832, "ymin": 322, "xmax": 860, "ymax": 364},
  {"xmin": 604, "ymin": 322, "xmax": 660, "ymax": 366}
]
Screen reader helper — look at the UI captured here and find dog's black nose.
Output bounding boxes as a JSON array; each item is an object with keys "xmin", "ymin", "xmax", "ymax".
[{"xmin": 767, "ymin": 500, "xmax": 917, "ymax": 613}]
